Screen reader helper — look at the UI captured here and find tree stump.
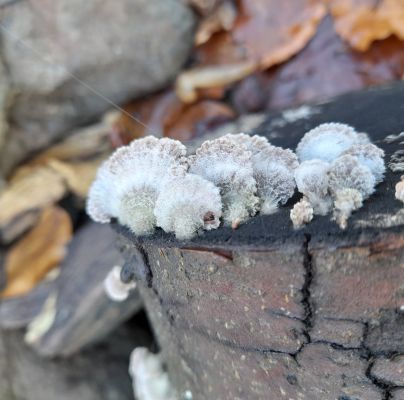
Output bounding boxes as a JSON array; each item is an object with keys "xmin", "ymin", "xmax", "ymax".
[{"xmin": 115, "ymin": 83, "xmax": 404, "ymax": 400}]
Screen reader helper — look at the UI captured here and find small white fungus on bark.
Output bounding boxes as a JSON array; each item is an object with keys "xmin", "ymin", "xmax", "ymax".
[
  {"xmin": 189, "ymin": 136, "xmax": 259, "ymax": 227},
  {"xmin": 396, "ymin": 176, "xmax": 404, "ymax": 204},
  {"xmin": 155, "ymin": 174, "xmax": 222, "ymax": 240},
  {"xmin": 104, "ymin": 266, "xmax": 136, "ymax": 302},
  {"xmin": 129, "ymin": 347, "xmax": 178, "ymax": 400},
  {"xmin": 290, "ymin": 197, "xmax": 314, "ymax": 229}
]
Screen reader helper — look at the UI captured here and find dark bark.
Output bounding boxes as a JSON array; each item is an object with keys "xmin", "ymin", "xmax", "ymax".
[{"xmin": 116, "ymin": 82, "xmax": 404, "ymax": 400}]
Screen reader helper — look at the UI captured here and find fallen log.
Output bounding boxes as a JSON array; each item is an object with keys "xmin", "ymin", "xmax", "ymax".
[{"xmin": 115, "ymin": 82, "xmax": 404, "ymax": 400}]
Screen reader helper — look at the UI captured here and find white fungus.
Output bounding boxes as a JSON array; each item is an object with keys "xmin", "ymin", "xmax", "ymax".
[
  {"xmin": 129, "ymin": 347, "xmax": 178, "ymax": 400},
  {"xmin": 342, "ymin": 143, "xmax": 385, "ymax": 183},
  {"xmin": 87, "ymin": 136, "xmax": 187, "ymax": 236},
  {"xmin": 294, "ymin": 160, "xmax": 332, "ymax": 216},
  {"xmin": 296, "ymin": 123, "xmax": 366, "ymax": 163},
  {"xmin": 396, "ymin": 176, "xmax": 404, "ymax": 204},
  {"xmin": 328, "ymin": 155, "xmax": 376, "ymax": 229},
  {"xmin": 251, "ymin": 145, "xmax": 298, "ymax": 214},
  {"xmin": 189, "ymin": 137, "xmax": 259, "ymax": 228},
  {"xmin": 154, "ymin": 174, "xmax": 222, "ymax": 240},
  {"xmin": 221, "ymin": 133, "xmax": 299, "ymax": 214},
  {"xmin": 333, "ymin": 188, "xmax": 363, "ymax": 230},
  {"xmin": 104, "ymin": 265, "xmax": 136, "ymax": 302},
  {"xmin": 290, "ymin": 197, "xmax": 314, "ymax": 229},
  {"xmin": 293, "ymin": 123, "xmax": 385, "ymax": 229}
]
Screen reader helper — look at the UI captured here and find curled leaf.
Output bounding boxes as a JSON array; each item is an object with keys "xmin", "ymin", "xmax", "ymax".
[
  {"xmin": 1, "ymin": 207, "xmax": 72, "ymax": 299},
  {"xmin": 331, "ymin": 0, "xmax": 404, "ymax": 51},
  {"xmin": 195, "ymin": 0, "xmax": 237, "ymax": 45},
  {"xmin": 0, "ymin": 167, "xmax": 66, "ymax": 244},
  {"xmin": 48, "ymin": 156, "xmax": 107, "ymax": 198},
  {"xmin": 176, "ymin": 62, "xmax": 257, "ymax": 103}
]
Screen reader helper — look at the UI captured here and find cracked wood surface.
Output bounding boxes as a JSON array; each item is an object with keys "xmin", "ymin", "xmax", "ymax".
[{"xmin": 115, "ymin": 82, "xmax": 404, "ymax": 400}]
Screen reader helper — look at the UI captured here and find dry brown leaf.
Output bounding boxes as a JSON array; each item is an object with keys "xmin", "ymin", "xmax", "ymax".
[
  {"xmin": 112, "ymin": 91, "xmax": 236, "ymax": 145},
  {"xmin": 195, "ymin": 0, "xmax": 237, "ymax": 45},
  {"xmin": 0, "ymin": 167, "xmax": 66, "ymax": 244},
  {"xmin": 331, "ymin": 0, "xmax": 404, "ymax": 51},
  {"xmin": 165, "ymin": 100, "xmax": 236, "ymax": 141},
  {"xmin": 176, "ymin": 61, "xmax": 257, "ymax": 103},
  {"xmin": 195, "ymin": 0, "xmax": 326, "ymax": 70},
  {"xmin": 232, "ymin": 16, "xmax": 404, "ymax": 112},
  {"xmin": 47, "ymin": 156, "xmax": 107, "ymax": 198},
  {"xmin": 234, "ymin": 0, "xmax": 327, "ymax": 69},
  {"xmin": 1, "ymin": 206, "xmax": 72, "ymax": 299}
]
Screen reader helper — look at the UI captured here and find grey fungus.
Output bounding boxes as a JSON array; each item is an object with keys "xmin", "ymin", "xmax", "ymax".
[
  {"xmin": 87, "ymin": 124, "xmax": 385, "ymax": 238},
  {"xmin": 396, "ymin": 176, "xmax": 404, "ymax": 204},
  {"xmin": 296, "ymin": 122, "xmax": 365, "ymax": 163},
  {"xmin": 293, "ymin": 122, "xmax": 385, "ymax": 229},
  {"xmin": 189, "ymin": 136, "xmax": 259, "ymax": 227},
  {"xmin": 290, "ymin": 197, "xmax": 314, "ymax": 229},
  {"xmin": 86, "ymin": 136, "xmax": 187, "ymax": 236},
  {"xmin": 294, "ymin": 159, "xmax": 332, "ymax": 216},
  {"xmin": 154, "ymin": 174, "xmax": 222, "ymax": 240}
]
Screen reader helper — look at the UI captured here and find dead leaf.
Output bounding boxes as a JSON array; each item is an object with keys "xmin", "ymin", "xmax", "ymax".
[
  {"xmin": 195, "ymin": 31, "xmax": 248, "ymax": 66},
  {"xmin": 47, "ymin": 156, "xmax": 107, "ymax": 198},
  {"xmin": 176, "ymin": 61, "xmax": 257, "ymax": 103},
  {"xmin": 112, "ymin": 91, "xmax": 236, "ymax": 144},
  {"xmin": 0, "ymin": 167, "xmax": 66, "ymax": 244},
  {"xmin": 231, "ymin": 16, "xmax": 404, "ymax": 111},
  {"xmin": 11, "ymin": 116, "xmax": 115, "ymax": 182},
  {"xmin": 331, "ymin": 0, "xmax": 404, "ymax": 51},
  {"xmin": 195, "ymin": 0, "xmax": 326, "ymax": 70},
  {"xmin": 233, "ymin": 0, "xmax": 327, "ymax": 69},
  {"xmin": 165, "ymin": 100, "xmax": 236, "ymax": 141},
  {"xmin": 195, "ymin": 0, "xmax": 237, "ymax": 45},
  {"xmin": 1, "ymin": 206, "xmax": 72, "ymax": 298}
]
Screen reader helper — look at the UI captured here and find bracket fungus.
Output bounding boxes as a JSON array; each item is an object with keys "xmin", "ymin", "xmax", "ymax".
[
  {"xmin": 154, "ymin": 174, "xmax": 222, "ymax": 240},
  {"xmin": 396, "ymin": 176, "xmax": 404, "ymax": 204},
  {"xmin": 87, "ymin": 123, "xmax": 385, "ymax": 238},
  {"xmin": 219, "ymin": 133, "xmax": 299, "ymax": 215},
  {"xmin": 189, "ymin": 136, "xmax": 259, "ymax": 228},
  {"xmin": 87, "ymin": 136, "xmax": 187, "ymax": 236},
  {"xmin": 129, "ymin": 347, "xmax": 178, "ymax": 400},
  {"xmin": 104, "ymin": 265, "xmax": 136, "ymax": 302},
  {"xmin": 292, "ymin": 122, "xmax": 385, "ymax": 229}
]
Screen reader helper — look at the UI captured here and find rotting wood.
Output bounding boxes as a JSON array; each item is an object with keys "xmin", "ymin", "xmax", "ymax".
[{"xmin": 115, "ymin": 82, "xmax": 404, "ymax": 400}]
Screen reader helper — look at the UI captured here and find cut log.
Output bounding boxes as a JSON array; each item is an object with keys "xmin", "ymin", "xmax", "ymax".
[{"xmin": 115, "ymin": 82, "xmax": 404, "ymax": 400}]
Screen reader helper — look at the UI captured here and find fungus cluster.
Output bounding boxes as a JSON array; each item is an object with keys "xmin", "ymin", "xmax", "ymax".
[
  {"xmin": 87, "ymin": 133, "xmax": 297, "ymax": 239},
  {"xmin": 292, "ymin": 123, "xmax": 385, "ymax": 229},
  {"xmin": 87, "ymin": 123, "xmax": 385, "ymax": 237}
]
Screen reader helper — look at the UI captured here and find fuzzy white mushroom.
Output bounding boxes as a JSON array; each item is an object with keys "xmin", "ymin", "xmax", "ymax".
[
  {"xmin": 296, "ymin": 123, "xmax": 365, "ymax": 163},
  {"xmin": 294, "ymin": 159, "xmax": 332, "ymax": 215},
  {"xmin": 396, "ymin": 176, "xmax": 404, "ymax": 204},
  {"xmin": 86, "ymin": 136, "xmax": 187, "ymax": 236},
  {"xmin": 333, "ymin": 188, "xmax": 363, "ymax": 229},
  {"xmin": 328, "ymin": 155, "xmax": 376, "ymax": 229},
  {"xmin": 104, "ymin": 266, "xmax": 136, "ymax": 302},
  {"xmin": 290, "ymin": 197, "xmax": 314, "ymax": 229},
  {"xmin": 221, "ymin": 132, "xmax": 270, "ymax": 155},
  {"xmin": 221, "ymin": 133, "xmax": 298, "ymax": 214},
  {"xmin": 251, "ymin": 145, "xmax": 299, "ymax": 214},
  {"xmin": 342, "ymin": 143, "xmax": 385, "ymax": 183},
  {"xmin": 189, "ymin": 137, "xmax": 259, "ymax": 228},
  {"xmin": 155, "ymin": 174, "xmax": 222, "ymax": 240},
  {"xmin": 129, "ymin": 347, "xmax": 178, "ymax": 400}
]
